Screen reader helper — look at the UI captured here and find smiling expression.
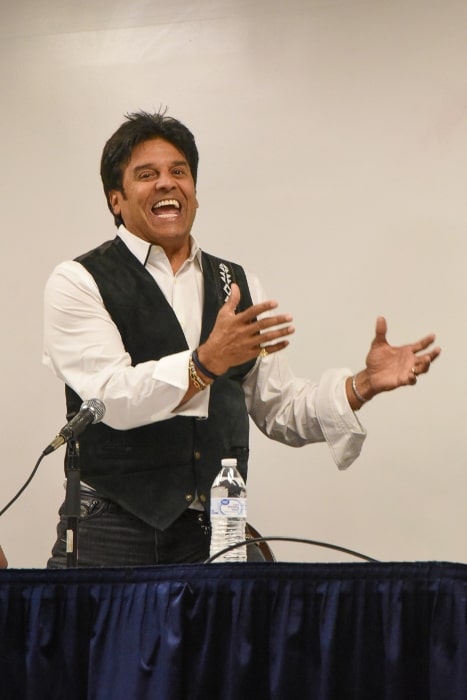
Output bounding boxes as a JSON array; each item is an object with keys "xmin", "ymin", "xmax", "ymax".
[{"xmin": 109, "ymin": 137, "xmax": 199, "ymax": 255}]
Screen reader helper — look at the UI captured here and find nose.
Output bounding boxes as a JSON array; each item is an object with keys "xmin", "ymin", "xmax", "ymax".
[{"xmin": 155, "ymin": 169, "xmax": 176, "ymax": 191}]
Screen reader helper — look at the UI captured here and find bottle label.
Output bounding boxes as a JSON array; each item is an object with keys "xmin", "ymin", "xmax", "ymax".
[{"xmin": 210, "ymin": 497, "xmax": 247, "ymax": 518}]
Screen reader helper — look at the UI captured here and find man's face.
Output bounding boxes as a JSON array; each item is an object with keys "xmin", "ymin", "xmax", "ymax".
[{"xmin": 109, "ymin": 137, "xmax": 198, "ymax": 251}]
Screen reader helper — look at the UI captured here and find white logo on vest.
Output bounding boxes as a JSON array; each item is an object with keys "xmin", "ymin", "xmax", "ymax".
[{"xmin": 218, "ymin": 263, "xmax": 232, "ymax": 302}]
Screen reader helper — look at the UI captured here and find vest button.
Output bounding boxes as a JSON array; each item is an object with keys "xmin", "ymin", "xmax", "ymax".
[
  {"xmin": 185, "ymin": 493, "xmax": 193, "ymax": 502},
  {"xmin": 199, "ymin": 493, "xmax": 206, "ymax": 503},
  {"xmin": 194, "ymin": 450, "xmax": 201, "ymax": 460}
]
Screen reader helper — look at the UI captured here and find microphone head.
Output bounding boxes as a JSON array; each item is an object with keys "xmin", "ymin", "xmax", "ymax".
[{"xmin": 81, "ymin": 399, "xmax": 106, "ymax": 424}]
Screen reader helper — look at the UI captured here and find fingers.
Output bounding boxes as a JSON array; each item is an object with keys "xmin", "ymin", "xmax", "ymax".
[
  {"xmin": 408, "ymin": 343, "xmax": 441, "ymax": 387},
  {"xmin": 223, "ymin": 285, "xmax": 283, "ymax": 324},
  {"xmin": 257, "ymin": 324, "xmax": 295, "ymax": 352},
  {"xmin": 239, "ymin": 298, "xmax": 280, "ymax": 322},
  {"xmin": 373, "ymin": 315, "xmax": 441, "ymax": 374},
  {"xmin": 411, "ymin": 348, "xmax": 440, "ymax": 378},
  {"xmin": 257, "ymin": 340, "xmax": 290, "ymax": 359},
  {"xmin": 374, "ymin": 319, "xmax": 439, "ymax": 359},
  {"xmin": 410, "ymin": 333, "xmax": 437, "ymax": 353},
  {"xmin": 372, "ymin": 316, "xmax": 388, "ymax": 345},
  {"xmin": 224, "ymin": 283, "xmax": 241, "ymax": 312},
  {"xmin": 204, "ymin": 289, "xmax": 294, "ymax": 374},
  {"xmin": 251, "ymin": 313, "xmax": 295, "ymax": 355},
  {"xmin": 232, "ymin": 291, "xmax": 294, "ymax": 344},
  {"xmin": 241, "ymin": 313, "xmax": 295, "ymax": 357}
]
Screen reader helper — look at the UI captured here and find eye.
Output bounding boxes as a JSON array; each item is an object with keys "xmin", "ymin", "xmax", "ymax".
[
  {"xmin": 172, "ymin": 168, "xmax": 186, "ymax": 177},
  {"xmin": 138, "ymin": 171, "xmax": 155, "ymax": 180}
]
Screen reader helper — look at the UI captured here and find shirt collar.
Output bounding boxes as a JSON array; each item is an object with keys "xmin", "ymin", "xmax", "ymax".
[{"xmin": 117, "ymin": 226, "xmax": 203, "ymax": 270}]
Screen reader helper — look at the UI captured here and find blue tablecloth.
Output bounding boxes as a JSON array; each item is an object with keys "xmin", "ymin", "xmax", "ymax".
[{"xmin": 1, "ymin": 561, "xmax": 466, "ymax": 699}]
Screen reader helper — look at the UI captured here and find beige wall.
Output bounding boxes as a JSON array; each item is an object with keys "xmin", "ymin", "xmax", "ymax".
[{"xmin": 1, "ymin": 0, "xmax": 464, "ymax": 567}]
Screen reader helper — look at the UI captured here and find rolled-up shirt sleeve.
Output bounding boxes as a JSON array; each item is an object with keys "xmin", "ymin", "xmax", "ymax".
[
  {"xmin": 43, "ymin": 260, "xmax": 210, "ymax": 429},
  {"xmin": 243, "ymin": 272, "xmax": 367, "ymax": 470}
]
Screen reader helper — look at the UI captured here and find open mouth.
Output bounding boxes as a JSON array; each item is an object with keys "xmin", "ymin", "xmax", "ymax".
[{"xmin": 151, "ymin": 199, "xmax": 181, "ymax": 218}]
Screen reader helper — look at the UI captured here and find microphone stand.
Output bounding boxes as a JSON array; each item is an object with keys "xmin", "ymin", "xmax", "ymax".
[{"xmin": 65, "ymin": 438, "xmax": 81, "ymax": 568}]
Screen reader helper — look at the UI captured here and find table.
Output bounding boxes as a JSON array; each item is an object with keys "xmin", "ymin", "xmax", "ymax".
[{"xmin": 1, "ymin": 561, "xmax": 466, "ymax": 699}]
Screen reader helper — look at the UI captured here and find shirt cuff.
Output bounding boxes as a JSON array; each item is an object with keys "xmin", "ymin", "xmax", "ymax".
[
  {"xmin": 316, "ymin": 369, "xmax": 367, "ymax": 470},
  {"xmin": 153, "ymin": 349, "xmax": 210, "ymax": 417}
]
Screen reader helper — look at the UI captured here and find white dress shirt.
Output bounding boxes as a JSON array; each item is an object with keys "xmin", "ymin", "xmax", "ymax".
[{"xmin": 43, "ymin": 227, "xmax": 366, "ymax": 470}]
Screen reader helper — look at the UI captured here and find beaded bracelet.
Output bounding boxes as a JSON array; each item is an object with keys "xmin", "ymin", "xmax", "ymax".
[
  {"xmin": 188, "ymin": 356, "xmax": 208, "ymax": 391},
  {"xmin": 351, "ymin": 375, "xmax": 367, "ymax": 404},
  {"xmin": 192, "ymin": 349, "xmax": 219, "ymax": 381}
]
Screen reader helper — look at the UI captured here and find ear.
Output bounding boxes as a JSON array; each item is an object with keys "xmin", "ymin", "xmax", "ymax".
[{"xmin": 109, "ymin": 190, "xmax": 121, "ymax": 215}]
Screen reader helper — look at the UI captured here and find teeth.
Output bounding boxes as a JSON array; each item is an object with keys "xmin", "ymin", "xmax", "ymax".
[{"xmin": 153, "ymin": 199, "xmax": 180, "ymax": 209}]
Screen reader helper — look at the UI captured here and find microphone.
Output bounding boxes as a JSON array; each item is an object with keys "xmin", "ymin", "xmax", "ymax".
[{"xmin": 43, "ymin": 399, "xmax": 106, "ymax": 455}]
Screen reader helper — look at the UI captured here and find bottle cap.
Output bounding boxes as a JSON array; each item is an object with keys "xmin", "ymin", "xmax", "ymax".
[{"xmin": 221, "ymin": 458, "xmax": 237, "ymax": 467}]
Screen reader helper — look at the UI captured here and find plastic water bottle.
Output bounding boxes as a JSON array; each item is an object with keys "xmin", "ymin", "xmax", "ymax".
[{"xmin": 209, "ymin": 458, "xmax": 247, "ymax": 562}]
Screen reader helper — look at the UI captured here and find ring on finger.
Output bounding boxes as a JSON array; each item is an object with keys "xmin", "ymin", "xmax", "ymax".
[{"xmin": 259, "ymin": 347, "xmax": 269, "ymax": 358}]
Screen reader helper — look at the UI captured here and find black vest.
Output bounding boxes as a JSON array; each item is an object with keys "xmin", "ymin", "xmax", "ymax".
[{"xmin": 65, "ymin": 237, "xmax": 255, "ymax": 530}]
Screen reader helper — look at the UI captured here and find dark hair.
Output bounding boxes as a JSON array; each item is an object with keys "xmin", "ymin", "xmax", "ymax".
[{"xmin": 100, "ymin": 110, "xmax": 199, "ymax": 227}]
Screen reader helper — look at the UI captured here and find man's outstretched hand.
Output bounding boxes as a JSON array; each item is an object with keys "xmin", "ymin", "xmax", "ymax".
[{"xmin": 347, "ymin": 316, "xmax": 441, "ymax": 409}]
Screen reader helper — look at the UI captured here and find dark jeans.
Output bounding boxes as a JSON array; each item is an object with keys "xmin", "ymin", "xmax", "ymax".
[{"xmin": 47, "ymin": 489, "xmax": 211, "ymax": 568}]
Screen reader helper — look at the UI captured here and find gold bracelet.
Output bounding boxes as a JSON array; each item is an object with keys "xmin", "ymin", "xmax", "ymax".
[{"xmin": 189, "ymin": 356, "xmax": 208, "ymax": 391}]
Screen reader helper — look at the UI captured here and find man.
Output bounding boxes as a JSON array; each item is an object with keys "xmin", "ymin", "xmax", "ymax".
[{"xmin": 43, "ymin": 110, "xmax": 440, "ymax": 567}]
